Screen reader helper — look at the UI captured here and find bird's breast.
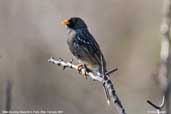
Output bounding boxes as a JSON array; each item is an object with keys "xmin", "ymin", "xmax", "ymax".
[{"xmin": 67, "ymin": 30, "xmax": 79, "ymax": 57}]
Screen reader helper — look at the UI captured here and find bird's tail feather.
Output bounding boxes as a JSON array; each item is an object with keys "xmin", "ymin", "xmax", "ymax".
[
  {"xmin": 100, "ymin": 55, "xmax": 111, "ymax": 104},
  {"xmin": 103, "ymin": 81, "xmax": 111, "ymax": 105}
]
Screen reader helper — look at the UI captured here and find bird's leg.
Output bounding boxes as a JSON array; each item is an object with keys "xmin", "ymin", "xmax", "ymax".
[
  {"xmin": 83, "ymin": 64, "xmax": 92, "ymax": 79},
  {"xmin": 76, "ymin": 64, "xmax": 88, "ymax": 79}
]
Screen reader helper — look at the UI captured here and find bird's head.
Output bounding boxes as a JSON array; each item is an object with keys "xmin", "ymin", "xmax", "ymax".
[{"xmin": 62, "ymin": 17, "xmax": 87, "ymax": 30}]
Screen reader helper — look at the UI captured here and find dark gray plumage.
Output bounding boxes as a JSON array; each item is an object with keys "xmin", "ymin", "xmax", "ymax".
[{"xmin": 64, "ymin": 17, "xmax": 107, "ymax": 73}]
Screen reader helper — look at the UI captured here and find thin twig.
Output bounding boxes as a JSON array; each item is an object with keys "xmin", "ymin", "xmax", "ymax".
[
  {"xmin": 147, "ymin": 96, "xmax": 165, "ymax": 110},
  {"xmin": 106, "ymin": 68, "xmax": 118, "ymax": 76},
  {"xmin": 48, "ymin": 57, "xmax": 127, "ymax": 114},
  {"xmin": 5, "ymin": 80, "xmax": 12, "ymax": 113}
]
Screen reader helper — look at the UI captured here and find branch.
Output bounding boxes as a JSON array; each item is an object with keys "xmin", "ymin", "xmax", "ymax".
[
  {"xmin": 147, "ymin": 96, "xmax": 165, "ymax": 110},
  {"xmin": 159, "ymin": 0, "xmax": 171, "ymax": 113},
  {"xmin": 5, "ymin": 80, "xmax": 12, "ymax": 113},
  {"xmin": 48, "ymin": 57, "xmax": 127, "ymax": 114}
]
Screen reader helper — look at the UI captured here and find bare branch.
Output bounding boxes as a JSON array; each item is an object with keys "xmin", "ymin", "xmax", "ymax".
[
  {"xmin": 48, "ymin": 57, "xmax": 127, "ymax": 114},
  {"xmin": 5, "ymin": 80, "xmax": 12, "ymax": 113},
  {"xmin": 147, "ymin": 96, "xmax": 165, "ymax": 110},
  {"xmin": 159, "ymin": 0, "xmax": 171, "ymax": 113},
  {"xmin": 48, "ymin": 57, "xmax": 103, "ymax": 81}
]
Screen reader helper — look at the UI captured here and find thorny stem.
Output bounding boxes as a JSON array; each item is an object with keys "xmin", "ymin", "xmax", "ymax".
[{"xmin": 48, "ymin": 57, "xmax": 127, "ymax": 114}]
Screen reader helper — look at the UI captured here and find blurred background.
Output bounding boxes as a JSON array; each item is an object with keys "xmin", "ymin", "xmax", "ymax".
[{"xmin": 0, "ymin": 0, "xmax": 164, "ymax": 114}]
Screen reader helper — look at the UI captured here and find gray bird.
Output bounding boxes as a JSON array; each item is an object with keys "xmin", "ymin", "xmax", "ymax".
[
  {"xmin": 62, "ymin": 17, "xmax": 111, "ymax": 104},
  {"xmin": 62, "ymin": 17, "xmax": 107, "ymax": 74}
]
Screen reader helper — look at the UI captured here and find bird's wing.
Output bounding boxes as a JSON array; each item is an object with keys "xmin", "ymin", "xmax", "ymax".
[{"xmin": 75, "ymin": 30, "xmax": 106, "ymax": 72}]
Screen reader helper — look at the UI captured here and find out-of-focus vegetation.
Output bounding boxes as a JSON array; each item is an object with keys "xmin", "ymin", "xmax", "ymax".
[{"xmin": 0, "ymin": 0, "xmax": 163, "ymax": 114}]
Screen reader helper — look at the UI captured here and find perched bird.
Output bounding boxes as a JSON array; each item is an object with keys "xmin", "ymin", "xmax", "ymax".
[
  {"xmin": 62, "ymin": 17, "xmax": 111, "ymax": 104},
  {"xmin": 62, "ymin": 17, "xmax": 107, "ymax": 74}
]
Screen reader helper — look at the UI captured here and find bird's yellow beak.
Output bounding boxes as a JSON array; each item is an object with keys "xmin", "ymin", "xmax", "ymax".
[{"xmin": 61, "ymin": 20, "xmax": 70, "ymax": 25}]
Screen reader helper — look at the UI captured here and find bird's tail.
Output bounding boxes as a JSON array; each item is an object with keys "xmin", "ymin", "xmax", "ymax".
[
  {"xmin": 100, "ymin": 55, "xmax": 111, "ymax": 105},
  {"xmin": 103, "ymin": 78, "xmax": 111, "ymax": 105}
]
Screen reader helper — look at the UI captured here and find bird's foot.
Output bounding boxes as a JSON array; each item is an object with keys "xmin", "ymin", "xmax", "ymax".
[
  {"xmin": 83, "ymin": 72, "xmax": 88, "ymax": 79},
  {"xmin": 76, "ymin": 64, "xmax": 84, "ymax": 71},
  {"xmin": 76, "ymin": 64, "xmax": 88, "ymax": 79}
]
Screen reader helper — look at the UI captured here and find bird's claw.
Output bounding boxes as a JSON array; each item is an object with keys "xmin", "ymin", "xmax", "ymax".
[
  {"xmin": 76, "ymin": 64, "xmax": 88, "ymax": 79},
  {"xmin": 76, "ymin": 64, "xmax": 84, "ymax": 72}
]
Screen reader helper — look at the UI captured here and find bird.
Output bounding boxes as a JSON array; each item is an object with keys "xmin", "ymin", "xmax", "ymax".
[
  {"xmin": 62, "ymin": 17, "xmax": 111, "ymax": 104},
  {"xmin": 62, "ymin": 17, "xmax": 107, "ymax": 74}
]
